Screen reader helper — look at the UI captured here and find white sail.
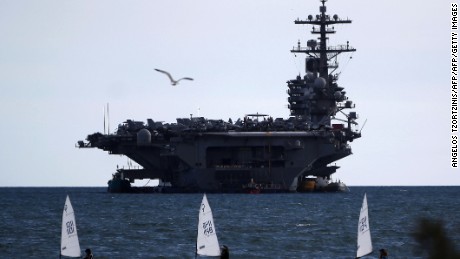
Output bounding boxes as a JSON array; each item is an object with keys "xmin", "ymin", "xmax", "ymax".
[
  {"xmin": 357, "ymin": 193, "xmax": 372, "ymax": 258},
  {"xmin": 196, "ymin": 194, "xmax": 221, "ymax": 256},
  {"xmin": 61, "ymin": 195, "xmax": 81, "ymax": 258}
]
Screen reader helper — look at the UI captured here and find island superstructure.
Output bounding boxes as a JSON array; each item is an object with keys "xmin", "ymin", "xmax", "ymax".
[{"xmin": 78, "ymin": 0, "xmax": 361, "ymax": 193}]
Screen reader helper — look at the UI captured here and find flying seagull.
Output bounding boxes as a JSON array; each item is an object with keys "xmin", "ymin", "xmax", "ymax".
[{"xmin": 154, "ymin": 68, "xmax": 194, "ymax": 86}]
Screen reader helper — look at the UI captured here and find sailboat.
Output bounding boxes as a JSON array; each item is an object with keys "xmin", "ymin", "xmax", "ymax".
[
  {"xmin": 60, "ymin": 195, "xmax": 81, "ymax": 258},
  {"xmin": 356, "ymin": 193, "xmax": 373, "ymax": 258},
  {"xmin": 196, "ymin": 194, "xmax": 221, "ymax": 257}
]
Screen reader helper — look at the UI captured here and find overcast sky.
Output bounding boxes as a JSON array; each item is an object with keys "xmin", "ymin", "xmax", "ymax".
[{"xmin": 0, "ymin": 0, "xmax": 455, "ymax": 186}]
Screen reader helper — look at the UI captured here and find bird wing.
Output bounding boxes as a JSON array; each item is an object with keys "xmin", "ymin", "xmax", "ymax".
[
  {"xmin": 154, "ymin": 68, "xmax": 175, "ymax": 82},
  {"xmin": 177, "ymin": 77, "xmax": 194, "ymax": 82}
]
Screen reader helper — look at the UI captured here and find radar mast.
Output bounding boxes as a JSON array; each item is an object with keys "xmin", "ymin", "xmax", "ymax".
[{"xmin": 287, "ymin": 0, "xmax": 357, "ymax": 129}]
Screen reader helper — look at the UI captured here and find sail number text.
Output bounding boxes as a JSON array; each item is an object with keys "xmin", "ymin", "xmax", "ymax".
[
  {"xmin": 359, "ymin": 216, "xmax": 368, "ymax": 233},
  {"xmin": 202, "ymin": 220, "xmax": 214, "ymax": 236},
  {"xmin": 66, "ymin": 220, "xmax": 75, "ymax": 235}
]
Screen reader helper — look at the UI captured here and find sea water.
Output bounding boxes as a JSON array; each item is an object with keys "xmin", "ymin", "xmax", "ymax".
[{"xmin": 0, "ymin": 186, "xmax": 459, "ymax": 258}]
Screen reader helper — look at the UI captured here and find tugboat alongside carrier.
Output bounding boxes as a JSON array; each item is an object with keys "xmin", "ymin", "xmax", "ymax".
[{"xmin": 78, "ymin": 0, "xmax": 362, "ymax": 193}]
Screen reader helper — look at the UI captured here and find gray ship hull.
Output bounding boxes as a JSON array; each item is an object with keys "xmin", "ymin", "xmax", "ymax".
[{"xmin": 91, "ymin": 130, "xmax": 352, "ymax": 192}]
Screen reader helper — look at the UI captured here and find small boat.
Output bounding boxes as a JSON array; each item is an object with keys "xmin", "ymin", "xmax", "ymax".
[
  {"xmin": 60, "ymin": 195, "xmax": 81, "ymax": 258},
  {"xmin": 196, "ymin": 194, "xmax": 221, "ymax": 257},
  {"xmin": 296, "ymin": 176, "xmax": 349, "ymax": 193},
  {"xmin": 356, "ymin": 193, "xmax": 373, "ymax": 258}
]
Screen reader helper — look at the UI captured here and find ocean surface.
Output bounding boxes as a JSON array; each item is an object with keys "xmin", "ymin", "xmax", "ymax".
[{"xmin": 0, "ymin": 186, "xmax": 459, "ymax": 258}]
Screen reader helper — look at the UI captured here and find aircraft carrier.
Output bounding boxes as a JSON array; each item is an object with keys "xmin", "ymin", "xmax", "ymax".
[{"xmin": 78, "ymin": 0, "xmax": 362, "ymax": 193}]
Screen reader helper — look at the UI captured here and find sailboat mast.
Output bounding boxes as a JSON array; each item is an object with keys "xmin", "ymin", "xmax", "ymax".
[
  {"xmin": 107, "ymin": 103, "xmax": 110, "ymax": 134},
  {"xmin": 103, "ymin": 105, "xmax": 106, "ymax": 134}
]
